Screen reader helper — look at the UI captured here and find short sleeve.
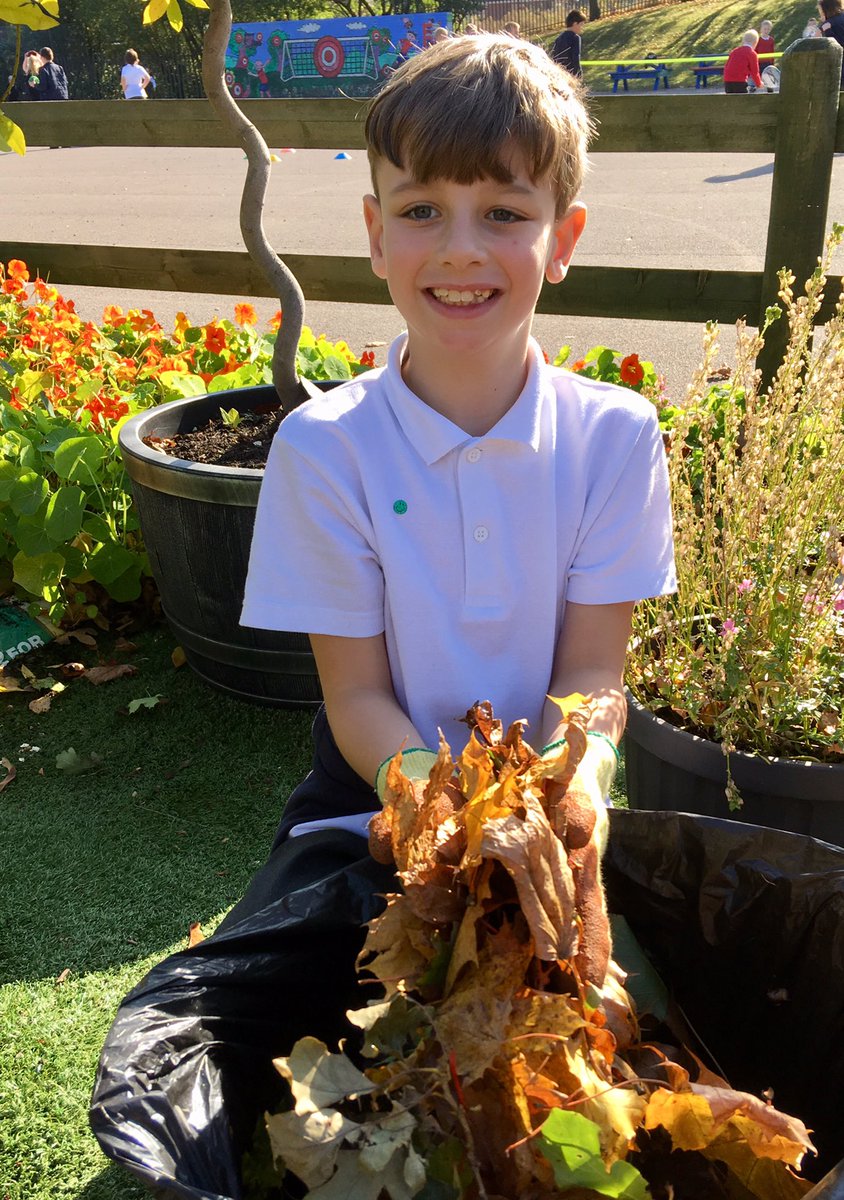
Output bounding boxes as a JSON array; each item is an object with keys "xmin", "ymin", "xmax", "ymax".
[
  {"xmin": 240, "ymin": 423, "xmax": 385, "ymax": 636},
  {"xmin": 566, "ymin": 404, "xmax": 676, "ymax": 604}
]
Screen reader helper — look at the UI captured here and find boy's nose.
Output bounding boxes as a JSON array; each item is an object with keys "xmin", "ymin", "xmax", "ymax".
[{"xmin": 437, "ymin": 215, "xmax": 485, "ymax": 267}]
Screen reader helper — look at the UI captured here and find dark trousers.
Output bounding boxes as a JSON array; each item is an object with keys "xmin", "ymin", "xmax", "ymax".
[{"xmin": 724, "ymin": 80, "xmax": 748, "ymax": 92}]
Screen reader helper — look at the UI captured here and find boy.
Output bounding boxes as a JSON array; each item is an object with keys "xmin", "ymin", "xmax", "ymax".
[
  {"xmin": 242, "ymin": 34, "xmax": 674, "ymax": 851},
  {"xmin": 92, "ymin": 37, "xmax": 675, "ymax": 1170},
  {"xmin": 723, "ymin": 29, "xmax": 763, "ymax": 93},
  {"xmin": 551, "ymin": 10, "xmax": 587, "ymax": 79}
]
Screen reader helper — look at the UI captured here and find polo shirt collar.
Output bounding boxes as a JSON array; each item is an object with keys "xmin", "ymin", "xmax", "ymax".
[{"xmin": 382, "ymin": 334, "xmax": 546, "ymax": 466}]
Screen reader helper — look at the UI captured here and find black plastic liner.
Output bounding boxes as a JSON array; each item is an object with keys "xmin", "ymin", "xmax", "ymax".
[{"xmin": 90, "ymin": 811, "xmax": 844, "ymax": 1199}]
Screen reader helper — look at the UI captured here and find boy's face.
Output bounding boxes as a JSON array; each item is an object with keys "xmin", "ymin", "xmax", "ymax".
[{"xmin": 363, "ymin": 150, "xmax": 585, "ymax": 367}]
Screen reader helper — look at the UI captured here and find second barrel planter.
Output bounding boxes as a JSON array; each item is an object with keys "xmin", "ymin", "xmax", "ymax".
[{"xmin": 118, "ymin": 386, "xmax": 321, "ymax": 708}]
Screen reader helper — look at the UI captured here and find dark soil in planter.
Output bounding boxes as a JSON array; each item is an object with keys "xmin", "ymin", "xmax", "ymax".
[{"xmin": 143, "ymin": 409, "xmax": 282, "ymax": 469}]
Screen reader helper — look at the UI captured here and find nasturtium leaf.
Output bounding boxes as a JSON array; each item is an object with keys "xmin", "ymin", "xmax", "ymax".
[
  {"xmin": 13, "ymin": 550, "xmax": 65, "ymax": 597},
  {"xmin": 40, "ymin": 425, "xmax": 87, "ymax": 455},
  {"xmin": 53, "ymin": 436, "xmax": 106, "ymax": 484},
  {"xmin": 101, "ymin": 559, "xmax": 143, "ymax": 602},
  {"xmin": 87, "ymin": 541, "xmax": 138, "ymax": 586},
  {"xmin": 44, "ymin": 487, "xmax": 86, "ymax": 544},
  {"xmin": 13, "ymin": 514, "xmax": 56, "ymax": 557},
  {"xmin": 539, "ymin": 1109, "xmax": 650, "ymax": 1199},
  {"xmin": 0, "ymin": 112, "xmax": 25, "ymax": 157},
  {"xmin": 321, "ymin": 354, "xmax": 353, "ymax": 381},
  {"xmin": 157, "ymin": 371, "xmax": 207, "ymax": 397},
  {"xmin": 10, "ymin": 471, "xmax": 49, "ymax": 516},
  {"xmin": 0, "ymin": 460, "xmax": 18, "ymax": 501}
]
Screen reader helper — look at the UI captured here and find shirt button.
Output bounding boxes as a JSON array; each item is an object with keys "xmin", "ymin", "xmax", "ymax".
[
  {"xmin": 473, "ymin": 525, "xmax": 489, "ymax": 543},
  {"xmin": 466, "ymin": 447, "xmax": 482, "ymax": 463}
]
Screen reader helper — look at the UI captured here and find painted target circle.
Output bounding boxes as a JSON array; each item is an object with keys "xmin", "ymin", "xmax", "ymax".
[
  {"xmin": 271, "ymin": 33, "xmax": 282, "ymax": 47},
  {"xmin": 255, "ymin": 31, "xmax": 263, "ymax": 43},
  {"xmin": 224, "ymin": 69, "xmax": 235, "ymax": 86},
  {"xmin": 313, "ymin": 36, "xmax": 345, "ymax": 78},
  {"xmin": 234, "ymin": 30, "xmax": 243, "ymax": 43},
  {"xmin": 232, "ymin": 82, "xmax": 245, "ymax": 98}
]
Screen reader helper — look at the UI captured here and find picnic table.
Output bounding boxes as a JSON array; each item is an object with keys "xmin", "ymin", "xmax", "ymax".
[
  {"xmin": 609, "ymin": 61, "xmax": 671, "ymax": 92},
  {"xmin": 692, "ymin": 61, "xmax": 724, "ymax": 88}
]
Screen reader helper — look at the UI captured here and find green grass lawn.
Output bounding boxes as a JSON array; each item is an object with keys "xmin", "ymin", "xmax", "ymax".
[
  {"xmin": 1, "ymin": 623, "xmax": 313, "ymax": 1199},
  {"xmin": 558, "ymin": 0, "xmax": 815, "ymax": 90},
  {"xmin": 1, "ymin": 619, "xmax": 627, "ymax": 1198}
]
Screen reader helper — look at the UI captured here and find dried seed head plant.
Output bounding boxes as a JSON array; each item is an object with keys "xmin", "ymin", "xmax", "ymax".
[{"xmin": 627, "ymin": 225, "xmax": 844, "ymax": 772}]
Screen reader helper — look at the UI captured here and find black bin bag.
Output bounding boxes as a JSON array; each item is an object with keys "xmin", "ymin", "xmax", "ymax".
[{"xmin": 90, "ymin": 811, "xmax": 844, "ymax": 1200}]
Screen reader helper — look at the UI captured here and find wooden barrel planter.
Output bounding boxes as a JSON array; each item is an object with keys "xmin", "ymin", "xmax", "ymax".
[
  {"xmin": 623, "ymin": 690, "xmax": 844, "ymax": 846},
  {"xmin": 119, "ymin": 386, "xmax": 321, "ymax": 707}
]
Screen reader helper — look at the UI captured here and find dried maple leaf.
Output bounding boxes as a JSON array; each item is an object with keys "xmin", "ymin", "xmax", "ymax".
[
  {"xmin": 479, "ymin": 798, "xmax": 578, "ymax": 963},
  {"xmin": 84, "ymin": 663, "xmax": 138, "ymax": 685}
]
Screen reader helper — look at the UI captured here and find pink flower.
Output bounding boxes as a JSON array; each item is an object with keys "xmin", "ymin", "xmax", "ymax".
[
  {"xmin": 720, "ymin": 618, "xmax": 737, "ymax": 636},
  {"xmin": 834, "ymin": 594, "xmax": 844, "ymax": 613},
  {"xmin": 737, "ymin": 579, "xmax": 753, "ymax": 594}
]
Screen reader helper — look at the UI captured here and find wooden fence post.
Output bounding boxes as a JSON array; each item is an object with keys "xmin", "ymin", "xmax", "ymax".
[{"xmin": 756, "ymin": 37, "xmax": 842, "ymax": 384}]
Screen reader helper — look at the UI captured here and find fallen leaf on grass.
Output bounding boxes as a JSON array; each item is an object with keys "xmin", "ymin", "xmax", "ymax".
[
  {"xmin": 55, "ymin": 968, "xmax": 71, "ymax": 985},
  {"xmin": 54, "ymin": 629, "xmax": 97, "ymax": 647},
  {"xmin": 188, "ymin": 922, "xmax": 205, "ymax": 947},
  {"xmin": 60, "ymin": 662, "xmax": 86, "ymax": 679},
  {"xmin": 55, "ymin": 747, "xmax": 103, "ymax": 775},
  {"xmin": 0, "ymin": 758, "xmax": 16, "ymax": 792},
  {"xmin": 171, "ymin": 645, "xmax": 187, "ymax": 668},
  {"xmin": 28, "ymin": 693, "xmax": 54, "ymax": 714},
  {"xmin": 126, "ymin": 695, "xmax": 166, "ymax": 714},
  {"xmin": 0, "ymin": 674, "xmax": 31, "ymax": 693},
  {"xmin": 84, "ymin": 664, "xmax": 138, "ymax": 685},
  {"xmin": 114, "ymin": 638, "xmax": 138, "ymax": 653}
]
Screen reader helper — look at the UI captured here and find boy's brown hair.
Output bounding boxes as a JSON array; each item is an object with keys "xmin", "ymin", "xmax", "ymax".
[{"xmin": 365, "ymin": 33, "xmax": 593, "ymax": 216}]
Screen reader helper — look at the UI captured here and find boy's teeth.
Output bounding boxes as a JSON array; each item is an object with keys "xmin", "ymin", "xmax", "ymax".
[{"xmin": 431, "ymin": 288, "xmax": 493, "ymax": 305}]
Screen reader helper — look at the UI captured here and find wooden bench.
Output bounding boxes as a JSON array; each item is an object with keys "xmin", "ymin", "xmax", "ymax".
[
  {"xmin": 609, "ymin": 63, "xmax": 670, "ymax": 92},
  {"xmin": 693, "ymin": 63, "xmax": 724, "ymax": 89}
]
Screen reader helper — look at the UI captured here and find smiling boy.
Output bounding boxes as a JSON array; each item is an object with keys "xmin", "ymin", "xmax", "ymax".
[{"xmin": 241, "ymin": 34, "xmax": 675, "ymax": 869}]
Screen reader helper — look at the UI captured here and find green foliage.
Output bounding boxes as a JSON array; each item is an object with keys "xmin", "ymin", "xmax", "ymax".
[
  {"xmin": 555, "ymin": 344, "xmax": 659, "ymax": 396},
  {"xmin": 0, "ymin": 260, "xmax": 374, "ymax": 626},
  {"xmin": 539, "ymin": 1109, "xmax": 649, "ymax": 1199}
]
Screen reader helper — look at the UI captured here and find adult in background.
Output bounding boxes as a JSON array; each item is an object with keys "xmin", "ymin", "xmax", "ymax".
[
  {"xmin": 723, "ymin": 29, "xmax": 763, "ymax": 93},
  {"xmin": 818, "ymin": 0, "xmax": 844, "ymax": 85},
  {"xmin": 551, "ymin": 10, "xmax": 587, "ymax": 78},
  {"xmin": 121, "ymin": 48, "xmax": 151, "ymax": 99},
  {"xmin": 31, "ymin": 46, "xmax": 68, "ymax": 99}
]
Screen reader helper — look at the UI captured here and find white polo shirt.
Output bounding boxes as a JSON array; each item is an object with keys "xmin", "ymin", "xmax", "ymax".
[{"xmin": 241, "ymin": 334, "xmax": 675, "ymax": 752}]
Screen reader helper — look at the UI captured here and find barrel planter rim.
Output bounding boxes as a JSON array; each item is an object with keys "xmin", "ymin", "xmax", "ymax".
[
  {"xmin": 118, "ymin": 385, "xmax": 275, "ymax": 505},
  {"xmin": 625, "ymin": 688, "xmax": 844, "ymax": 804}
]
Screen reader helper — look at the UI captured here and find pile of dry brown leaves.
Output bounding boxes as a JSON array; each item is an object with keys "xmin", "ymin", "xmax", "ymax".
[{"xmin": 264, "ymin": 699, "xmax": 815, "ymax": 1200}]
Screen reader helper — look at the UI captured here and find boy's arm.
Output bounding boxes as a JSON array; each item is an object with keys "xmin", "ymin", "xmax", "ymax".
[
  {"xmin": 540, "ymin": 600, "xmax": 633, "ymax": 749},
  {"xmin": 309, "ymin": 632, "xmax": 427, "ymax": 789}
]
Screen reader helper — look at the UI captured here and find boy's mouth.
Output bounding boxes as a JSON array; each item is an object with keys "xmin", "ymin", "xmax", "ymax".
[{"xmin": 429, "ymin": 288, "xmax": 496, "ymax": 306}]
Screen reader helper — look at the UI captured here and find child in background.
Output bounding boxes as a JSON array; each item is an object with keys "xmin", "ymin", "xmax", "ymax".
[
  {"xmin": 756, "ymin": 19, "xmax": 775, "ymax": 69},
  {"xmin": 723, "ymin": 29, "xmax": 763, "ymax": 93},
  {"xmin": 803, "ymin": 17, "xmax": 821, "ymax": 36}
]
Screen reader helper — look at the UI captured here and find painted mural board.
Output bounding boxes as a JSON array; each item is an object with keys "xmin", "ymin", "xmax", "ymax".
[{"xmin": 226, "ymin": 12, "xmax": 452, "ymax": 99}]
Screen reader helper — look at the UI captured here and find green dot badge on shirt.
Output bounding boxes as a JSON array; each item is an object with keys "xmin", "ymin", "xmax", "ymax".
[{"xmin": 393, "ymin": 499, "xmax": 408, "ymax": 515}]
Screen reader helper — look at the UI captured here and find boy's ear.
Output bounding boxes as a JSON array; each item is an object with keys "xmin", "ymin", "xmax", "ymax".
[
  {"xmin": 363, "ymin": 193, "xmax": 387, "ymax": 280},
  {"xmin": 545, "ymin": 202, "xmax": 587, "ymax": 285}
]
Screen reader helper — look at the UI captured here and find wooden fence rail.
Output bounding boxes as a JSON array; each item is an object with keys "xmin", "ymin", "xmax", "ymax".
[{"xmin": 2, "ymin": 37, "xmax": 842, "ymax": 372}]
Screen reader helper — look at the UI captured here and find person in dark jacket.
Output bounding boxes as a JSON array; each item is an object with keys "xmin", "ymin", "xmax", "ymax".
[
  {"xmin": 31, "ymin": 47, "xmax": 69, "ymax": 99},
  {"xmin": 818, "ymin": 0, "xmax": 844, "ymax": 85},
  {"xmin": 551, "ymin": 10, "xmax": 586, "ymax": 79}
]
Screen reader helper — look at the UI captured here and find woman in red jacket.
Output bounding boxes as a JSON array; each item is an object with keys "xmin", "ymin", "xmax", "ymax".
[{"xmin": 723, "ymin": 29, "xmax": 763, "ymax": 94}]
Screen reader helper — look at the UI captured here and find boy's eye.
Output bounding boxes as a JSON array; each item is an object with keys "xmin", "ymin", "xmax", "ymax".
[
  {"xmin": 488, "ymin": 208, "xmax": 524, "ymax": 224},
  {"xmin": 402, "ymin": 204, "xmax": 437, "ymax": 221}
]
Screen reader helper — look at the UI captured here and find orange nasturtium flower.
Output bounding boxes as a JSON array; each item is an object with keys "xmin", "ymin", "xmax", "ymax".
[
  {"xmin": 234, "ymin": 302, "xmax": 258, "ymax": 326},
  {"xmin": 203, "ymin": 323, "xmax": 227, "ymax": 354},
  {"xmin": 269, "ymin": 310, "xmax": 282, "ymax": 331},
  {"xmin": 7, "ymin": 259, "xmax": 29, "ymax": 282},
  {"xmin": 102, "ymin": 304, "xmax": 125, "ymax": 326},
  {"xmin": 173, "ymin": 311, "xmax": 191, "ymax": 338},
  {"xmin": 620, "ymin": 353, "xmax": 644, "ymax": 387}
]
